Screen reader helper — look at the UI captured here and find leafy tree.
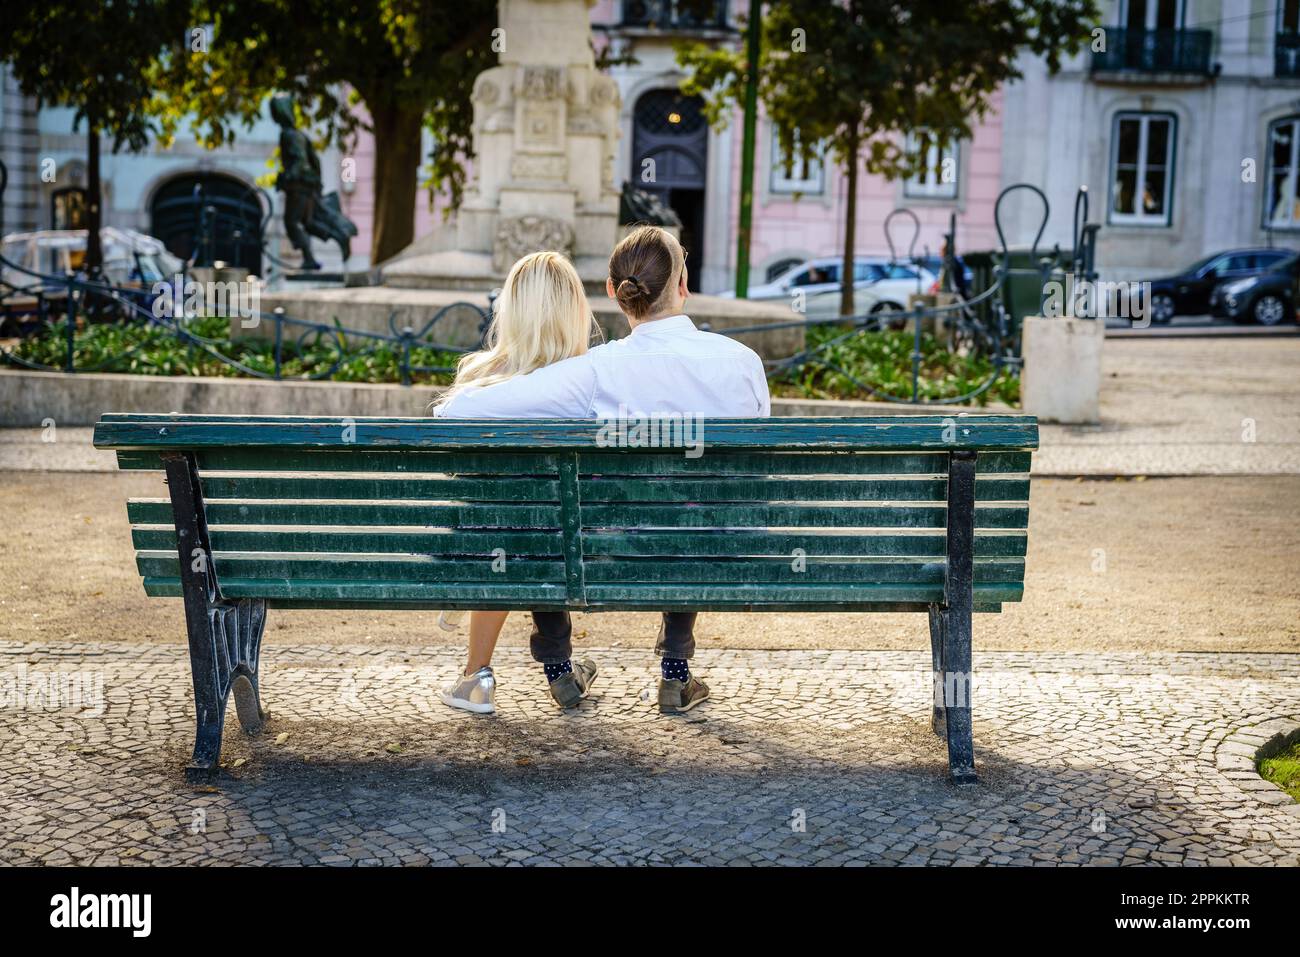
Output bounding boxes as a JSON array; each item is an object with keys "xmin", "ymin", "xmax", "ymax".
[
  {"xmin": 679, "ymin": 0, "xmax": 1099, "ymax": 314},
  {"xmin": 150, "ymin": 0, "xmax": 498, "ymax": 264},
  {"xmin": 0, "ymin": 0, "xmax": 190, "ymax": 273}
]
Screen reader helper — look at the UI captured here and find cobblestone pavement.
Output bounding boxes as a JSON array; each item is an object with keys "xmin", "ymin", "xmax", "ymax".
[{"xmin": 2, "ymin": 641, "xmax": 1297, "ymax": 866}]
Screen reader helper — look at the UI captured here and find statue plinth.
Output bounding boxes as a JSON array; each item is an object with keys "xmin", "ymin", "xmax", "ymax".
[{"xmin": 384, "ymin": 0, "xmax": 620, "ymax": 290}]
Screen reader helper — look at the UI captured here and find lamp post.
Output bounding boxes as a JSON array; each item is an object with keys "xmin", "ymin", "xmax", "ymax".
[{"xmin": 734, "ymin": 0, "xmax": 761, "ymax": 299}]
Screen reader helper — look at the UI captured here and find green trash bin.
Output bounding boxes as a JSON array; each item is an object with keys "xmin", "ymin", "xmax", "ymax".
[{"xmin": 962, "ymin": 245, "xmax": 1072, "ymax": 352}]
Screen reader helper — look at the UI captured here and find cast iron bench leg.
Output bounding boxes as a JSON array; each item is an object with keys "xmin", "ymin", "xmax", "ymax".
[{"xmin": 163, "ymin": 453, "xmax": 268, "ymax": 782}]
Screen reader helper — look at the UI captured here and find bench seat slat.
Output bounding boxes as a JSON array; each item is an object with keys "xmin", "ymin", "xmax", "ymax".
[
  {"xmin": 136, "ymin": 553, "xmax": 566, "ymax": 583},
  {"xmin": 128, "ymin": 499, "xmax": 1026, "ymax": 531},
  {"xmin": 115, "ymin": 449, "xmax": 565, "ymax": 474},
  {"xmin": 201, "ymin": 476, "xmax": 559, "ymax": 502},
  {"xmin": 137, "ymin": 577, "xmax": 1019, "ymax": 607},
  {"xmin": 115, "ymin": 448, "xmax": 1034, "ymax": 475},
  {"xmin": 132, "ymin": 527, "xmax": 564, "ymax": 556},
  {"xmin": 94, "ymin": 414, "xmax": 1040, "ymax": 453},
  {"xmin": 128, "ymin": 500, "xmax": 562, "ymax": 528},
  {"xmin": 579, "ymin": 477, "xmax": 1030, "ymax": 503},
  {"xmin": 579, "ymin": 451, "xmax": 1032, "ymax": 475},
  {"xmin": 141, "ymin": 578, "xmax": 571, "ymax": 604},
  {"xmin": 583, "ymin": 558, "xmax": 1024, "ymax": 584},
  {"xmin": 136, "ymin": 553, "xmax": 1022, "ymax": 586},
  {"xmin": 581, "ymin": 504, "xmax": 1028, "ymax": 529},
  {"xmin": 581, "ymin": 530, "xmax": 1027, "ymax": 558}
]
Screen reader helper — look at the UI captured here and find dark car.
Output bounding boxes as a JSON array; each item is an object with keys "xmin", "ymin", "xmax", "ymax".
[
  {"xmin": 1209, "ymin": 253, "xmax": 1299, "ymax": 326},
  {"xmin": 1144, "ymin": 248, "xmax": 1295, "ymax": 323}
]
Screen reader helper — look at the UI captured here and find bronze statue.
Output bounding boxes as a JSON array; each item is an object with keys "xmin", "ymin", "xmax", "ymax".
[
  {"xmin": 620, "ymin": 181, "xmax": 682, "ymax": 228},
  {"xmin": 270, "ymin": 94, "xmax": 358, "ymax": 270}
]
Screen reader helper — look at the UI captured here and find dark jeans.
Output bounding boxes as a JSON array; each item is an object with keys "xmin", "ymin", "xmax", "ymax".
[{"xmin": 530, "ymin": 611, "xmax": 697, "ymax": 664}]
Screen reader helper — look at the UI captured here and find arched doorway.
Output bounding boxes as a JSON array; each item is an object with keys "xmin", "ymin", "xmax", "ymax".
[
  {"xmin": 632, "ymin": 89, "xmax": 707, "ymax": 291},
  {"xmin": 150, "ymin": 173, "xmax": 264, "ymax": 274}
]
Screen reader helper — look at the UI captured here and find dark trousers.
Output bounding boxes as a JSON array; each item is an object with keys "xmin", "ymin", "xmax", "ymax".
[{"xmin": 530, "ymin": 612, "xmax": 697, "ymax": 664}]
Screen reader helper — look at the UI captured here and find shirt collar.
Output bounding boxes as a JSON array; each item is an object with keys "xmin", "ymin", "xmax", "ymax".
[{"xmin": 629, "ymin": 314, "xmax": 695, "ymax": 337}]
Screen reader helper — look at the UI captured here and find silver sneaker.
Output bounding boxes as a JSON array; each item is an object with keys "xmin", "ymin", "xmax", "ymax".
[{"xmin": 440, "ymin": 666, "xmax": 497, "ymax": 714}]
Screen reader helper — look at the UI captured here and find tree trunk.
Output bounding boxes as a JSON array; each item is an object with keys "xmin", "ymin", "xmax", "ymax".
[
  {"xmin": 85, "ymin": 115, "xmax": 102, "ymax": 277},
  {"xmin": 839, "ymin": 128, "xmax": 860, "ymax": 318},
  {"xmin": 369, "ymin": 100, "xmax": 425, "ymax": 266}
]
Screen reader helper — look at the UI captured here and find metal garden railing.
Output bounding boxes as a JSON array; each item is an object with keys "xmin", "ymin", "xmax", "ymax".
[{"xmin": 0, "ymin": 157, "xmax": 1096, "ymax": 406}]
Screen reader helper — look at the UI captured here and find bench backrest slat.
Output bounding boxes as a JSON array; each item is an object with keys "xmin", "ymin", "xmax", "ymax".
[{"xmin": 95, "ymin": 415, "xmax": 1038, "ymax": 613}]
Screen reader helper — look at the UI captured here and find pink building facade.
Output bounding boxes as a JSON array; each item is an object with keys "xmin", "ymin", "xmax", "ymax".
[{"xmin": 337, "ymin": 0, "xmax": 1005, "ymax": 290}]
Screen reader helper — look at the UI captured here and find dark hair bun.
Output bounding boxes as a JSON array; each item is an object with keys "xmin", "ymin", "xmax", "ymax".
[{"xmin": 615, "ymin": 276, "xmax": 651, "ymax": 304}]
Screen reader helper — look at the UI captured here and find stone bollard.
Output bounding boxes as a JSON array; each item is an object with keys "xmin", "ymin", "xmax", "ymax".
[{"xmin": 1020, "ymin": 315, "xmax": 1104, "ymax": 425}]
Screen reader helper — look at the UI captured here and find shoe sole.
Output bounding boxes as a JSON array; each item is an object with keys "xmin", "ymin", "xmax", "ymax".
[
  {"xmin": 659, "ymin": 690, "xmax": 709, "ymax": 715},
  {"xmin": 439, "ymin": 692, "xmax": 495, "ymax": 715}
]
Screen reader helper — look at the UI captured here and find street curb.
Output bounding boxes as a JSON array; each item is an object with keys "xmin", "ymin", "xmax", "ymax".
[{"xmin": 1217, "ymin": 716, "xmax": 1300, "ymax": 811}]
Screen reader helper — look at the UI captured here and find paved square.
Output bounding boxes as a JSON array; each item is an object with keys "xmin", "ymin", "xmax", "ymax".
[{"xmin": 2, "ymin": 641, "xmax": 1297, "ymax": 866}]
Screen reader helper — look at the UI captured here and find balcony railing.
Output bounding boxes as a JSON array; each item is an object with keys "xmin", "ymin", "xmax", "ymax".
[
  {"xmin": 1091, "ymin": 27, "xmax": 1214, "ymax": 76},
  {"xmin": 1278, "ymin": 34, "xmax": 1300, "ymax": 78},
  {"xmin": 620, "ymin": 0, "xmax": 729, "ymax": 31}
]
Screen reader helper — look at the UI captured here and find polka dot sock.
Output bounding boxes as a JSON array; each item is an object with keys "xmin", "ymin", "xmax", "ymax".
[
  {"xmin": 543, "ymin": 659, "xmax": 573, "ymax": 683},
  {"xmin": 661, "ymin": 657, "xmax": 690, "ymax": 682}
]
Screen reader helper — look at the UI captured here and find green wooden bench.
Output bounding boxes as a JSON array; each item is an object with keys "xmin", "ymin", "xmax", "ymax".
[{"xmin": 93, "ymin": 413, "xmax": 1038, "ymax": 784}]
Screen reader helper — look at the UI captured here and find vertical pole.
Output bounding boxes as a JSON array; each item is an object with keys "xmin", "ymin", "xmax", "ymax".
[
  {"xmin": 85, "ymin": 115, "xmax": 103, "ymax": 278},
  {"xmin": 273, "ymin": 307, "xmax": 285, "ymax": 380},
  {"xmin": 734, "ymin": 0, "xmax": 761, "ymax": 299},
  {"xmin": 943, "ymin": 449, "xmax": 977, "ymax": 785},
  {"xmin": 911, "ymin": 308, "xmax": 922, "ymax": 403},
  {"xmin": 65, "ymin": 283, "xmax": 76, "ymax": 372}
]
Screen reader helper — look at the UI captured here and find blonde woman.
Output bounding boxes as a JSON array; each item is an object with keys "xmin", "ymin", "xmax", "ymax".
[{"xmin": 434, "ymin": 251, "xmax": 601, "ymax": 714}]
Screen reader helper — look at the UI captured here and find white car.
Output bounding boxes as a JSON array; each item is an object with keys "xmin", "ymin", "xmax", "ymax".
[{"xmin": 719, "ymin": 256, "xmax": 936, "ymax": 317}]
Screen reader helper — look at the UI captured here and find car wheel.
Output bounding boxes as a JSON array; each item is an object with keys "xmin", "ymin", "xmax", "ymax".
[
  {"xmin": 1150, "ymin": 293, "xmax": 1176, "ymax": 324},
  {"xmin": 870, "ymin": 301, "xmax": 903, "ymax": 313},
  {"xmin": 1252, "ymin": 294, "xmax": 1289, "ymax": 327}
]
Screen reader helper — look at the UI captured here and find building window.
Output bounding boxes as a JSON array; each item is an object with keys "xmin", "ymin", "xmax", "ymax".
[
  {"xmin": 769, "ymin": 128, "xmax": 823, "ymax": 195},
  {"xmin": 1278, "ymin": 1, "xmax": 1300, "ymax": 77},
  {"xmin": 904, "ymin": 132, "xmax": 959, "ymax": 200},
  {"xmin": 1121, "ymin": 0, "xmax": 1185, "ymax": 32},
  {"xmin": 1109, "ymin": 112, "xmax": 1175, "ymax": 226},
  {"xmin": 1265, "ymin": 116, "xmax": 1300, "ymax": 230},
  {"xmin": 50, "ymin": 187, "xmax": 88, "ymax": 230}
]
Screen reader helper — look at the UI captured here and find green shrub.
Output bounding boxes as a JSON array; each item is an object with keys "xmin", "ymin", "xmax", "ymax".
[
  {"xmin": 7, "ymin": 315, "xmax": 1019, "ymax": 406},
  {"xmin": 771, "ymin": 324, "xmax": 1019, "ymax": 406},
  {"xmin": 7, "ymin": 315, "xmax": 462, "ymax": 386}
]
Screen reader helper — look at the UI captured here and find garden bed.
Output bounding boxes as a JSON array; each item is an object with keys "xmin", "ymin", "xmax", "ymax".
[{"xmin": 4, "ymin": 315, "xmax": 1019, "ymax": 405}]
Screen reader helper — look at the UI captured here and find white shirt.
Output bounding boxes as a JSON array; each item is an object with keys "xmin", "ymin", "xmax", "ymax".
[{"xmin": 435, "ymin": 314, "xmax": 771, "ymax": 418}]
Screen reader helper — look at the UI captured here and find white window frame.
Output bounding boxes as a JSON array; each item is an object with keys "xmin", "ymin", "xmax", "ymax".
[
  {"xmin": 1120, "ymin": 0, "xmax": 1186, "ymax": 30},
  {"xmin": 1265, "ymin": 116, "xmax": 1300, "ymax": 231},
  {"xmin": 1282, "ymin": 0, "xmax": 1300, "ymax": 33},
  {"xmin": 769, "ymin": 128, "xmax": 824, "ymax": 195},
  {"xmin": 1108, "ymin": 112, "xmax": 1175, "ymax": 227},
  {"xmin": 904, "ymin": 132, "xmax": 959, "ymax": 200}
]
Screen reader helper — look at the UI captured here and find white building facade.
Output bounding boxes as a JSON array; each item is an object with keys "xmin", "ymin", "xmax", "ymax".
[{"xmin": 1000, "ymin": 0, "xmax": 1300, "ymax": 281}]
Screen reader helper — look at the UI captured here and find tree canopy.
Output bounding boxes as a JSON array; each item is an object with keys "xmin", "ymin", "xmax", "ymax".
[
  {"xmin": 678, "ymin": 0, "xmax": 1099, "ymax": 312},
  {"xmin": 149, "ymin": 0, "xmax": 498, "ymax": 263}
]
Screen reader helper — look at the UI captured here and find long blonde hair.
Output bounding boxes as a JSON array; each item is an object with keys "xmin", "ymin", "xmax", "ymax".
[{"xmin": 436, "ymin": 251, "xmax": 599, "ymax": 407}]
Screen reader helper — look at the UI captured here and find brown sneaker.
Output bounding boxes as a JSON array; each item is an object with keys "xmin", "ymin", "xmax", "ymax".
[
  {"xmin": 658, "ymin": 675, "xmax": 709, "ymax": 714},
  {"xmin": 549, "ymin": 659, "xmax": 598, "ymax": 709}
]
